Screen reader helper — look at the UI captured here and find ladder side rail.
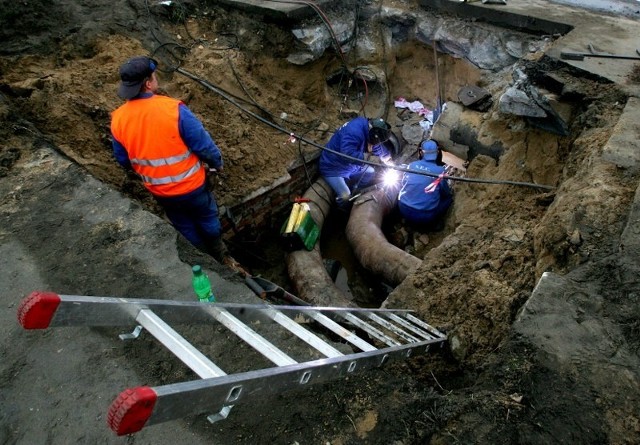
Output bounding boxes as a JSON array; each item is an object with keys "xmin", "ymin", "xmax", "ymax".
[
  {"xmin": 265, "ymin": 308, "xmax": 343, "ymax": 358},
  {"xmin": 18, "ymin": 292, "xmax": 415, "ymax": 330},
  {"xmin": 386, "ymin": 313, "xmax": 438, "ymax": 341},
  {"xmin": 365, "ymin": 313, "xmax": 421, "ymax": 343},
  {"xmin": 207, "ymin": 307, "xmax": 298, "ymax": 367},
  {"xmin": 19, "ymin": 293, "xmax": 146, "ymax": 328},
  {"xmin": 404, "ymin": 314, "xmax": 447, "ymax": 339},
  {"xmin": 339, "ymin": 313, "xmax": 401, "ymax": 347},
  {"xmin": 123, "ymin": 309, "xmax": 237, "ymax": 426},
  {"xmin": 108, "ymin": 338, "xmax": 444, "ymax": 435},
  {"xmin": 305, "ymin": 311, "xmax": 377, "ymax": 352}
]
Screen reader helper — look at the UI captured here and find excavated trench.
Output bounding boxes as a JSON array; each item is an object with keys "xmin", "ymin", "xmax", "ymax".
[
  {"xmin": 3, "ymin": 0, "xmax": 639, "ymax": 442},
  {"xmin": 226, "ymin": 45, "xmax": 483, "ymax": 305},
  {"xmin": 1, "ymin": 0, "xmax": 629, "ymax": 363}
]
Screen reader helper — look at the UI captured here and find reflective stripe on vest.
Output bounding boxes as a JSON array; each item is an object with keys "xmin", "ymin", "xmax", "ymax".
[
  {"xmin": 111, "ymin": 95, "xmax": 206, "ymax": 197},
  {"xmin": 130, "ymin": 150, "xmax": 192, "ymax": 167},
  {"xmin": 136, "ymin": 160, "xmax": 202, "ymax": 185}
]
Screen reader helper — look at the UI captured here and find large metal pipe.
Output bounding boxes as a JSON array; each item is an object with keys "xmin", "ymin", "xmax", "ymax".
[
  {"xmin": 346, "ymin": 186, "xmax": 421, "ymax": 286},
  {"xmin": 286, "ymin": 179, "xmax": 355, "ymax": 308}
]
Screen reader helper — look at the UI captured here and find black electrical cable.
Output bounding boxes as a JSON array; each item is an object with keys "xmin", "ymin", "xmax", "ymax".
[
  {"xmin": 224, "ymin": 56, "xmax": 326, "ymax": 133},
  {"xmin": 176, "ymin": 67, "xmax": 555, "ymax": 191},
  {"xmin": 139, "ymin": 0, "xmax": 553, "ymax": 192},
  {"xmin": 263, "ymin": 0, "xmax": 349, "ymax": 70}
]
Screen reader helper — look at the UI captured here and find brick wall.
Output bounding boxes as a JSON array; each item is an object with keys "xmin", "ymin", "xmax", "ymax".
[{"xmin": 219, "ymin": 151, "xmax": 320, "ymax": 239}]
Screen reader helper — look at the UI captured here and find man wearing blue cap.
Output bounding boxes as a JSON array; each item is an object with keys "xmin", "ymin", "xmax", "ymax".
[
  {"xmin": 398, "ymin": 139, "xmax": 453, "ymax": 230},
  {"xmin": 319, "ymin": 117, "xmax": 393, "ymax": 208}
]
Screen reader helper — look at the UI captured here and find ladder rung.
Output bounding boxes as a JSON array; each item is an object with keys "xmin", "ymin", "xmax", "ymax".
[
  {"xmin": 208, "ymin": 307, "xmax": 297, "ymax": 367},
  {"xmin": 306, "ymin": 311, "xmax": 377, "ymax": 352},
  {"xmin": 366, "ymin": 313, "xmax": 420, "ymax": 343},
  {"xmin": 265, "ymin": 307, "xmax": 343, "ymax": 358},
  {"xmin": 404, "ymin": 313, "xmax": 446, "ymax": 339},
  {"xmin": 386, "ymin": 313, "xmax": 438, "ymax": 341},
  {"xmin": 135, "ymin": 309, "xmax": 226, "ymax": 378},
  {"xmin": 341, "ymin": 313, "xmax": 401, "ymax": 347}
]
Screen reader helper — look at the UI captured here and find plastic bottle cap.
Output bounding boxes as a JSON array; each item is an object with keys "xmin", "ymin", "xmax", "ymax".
[{"xmin": 192, "ymin": 265, "xmax": 202, "ymax": 274}]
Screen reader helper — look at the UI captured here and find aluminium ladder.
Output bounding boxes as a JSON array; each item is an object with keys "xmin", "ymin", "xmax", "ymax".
[{"xmin": 17, "ymin": 291, "xmax": 447, "ymax": 436}]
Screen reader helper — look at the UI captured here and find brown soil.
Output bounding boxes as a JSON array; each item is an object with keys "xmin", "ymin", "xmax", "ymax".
[{"xmin": 1, "ymin": 0, "xmax": 639, "ymax": 444}]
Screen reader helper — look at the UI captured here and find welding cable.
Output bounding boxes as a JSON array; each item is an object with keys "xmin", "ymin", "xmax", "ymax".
[
  {"xmin": 176, "ymin": 67, "xmax": 555, "ymax": 191},
  {"xmin": 224, "ymin": 56, "xmax": 326, "ymax": 133},
  {"xmin": 263, "ymin": 0, "xmax": 349, "ymax": 70},
  {"xmin": 158, "ymin": 46, "xmax": 324, "ymax": 134},
  {"xmin": 295, "ymin": 139, "xmax": 330, "ymax": 222},
  {"xmin": 225, "ymin": 57, "xmax": 276, "ymax": 119},
  {"xmin": 354, "ymin": 71, "xmax": 369, "ymax": 115},
  {"xmin": 351, "ymin": 66, "xmax": 376, "ymax": 114},
  {"xmin": 153, "ymin": 41, "xmax": 331, "ymax": 142},
  {"xmin": 152, "ymin": 48, "xmax": 288, "ymax": 115}
]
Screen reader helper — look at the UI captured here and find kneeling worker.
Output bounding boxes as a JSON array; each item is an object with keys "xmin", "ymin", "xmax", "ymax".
[
  {"xmin": 398, "ymin": 140, "xmax": 453, "ymax": 230},
  {"xmin": 319, "ymin": 117, "xmax": 394, "ymax": 208}
]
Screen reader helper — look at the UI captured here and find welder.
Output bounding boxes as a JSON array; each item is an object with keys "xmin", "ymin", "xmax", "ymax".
[{"xmin": 319, "ymin": 117, "xmax": 394, "ymax": 208}]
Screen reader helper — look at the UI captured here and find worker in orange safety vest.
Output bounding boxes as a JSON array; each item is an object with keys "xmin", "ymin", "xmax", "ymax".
[{"xmin": 111, "ymin": 56, "xmax": 229, "ymax": 262}]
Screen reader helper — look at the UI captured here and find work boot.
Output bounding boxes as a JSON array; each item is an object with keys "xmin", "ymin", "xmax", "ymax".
[{"xmin": 207, "ymin": 237, "xmax": 228, "ymax": 262}]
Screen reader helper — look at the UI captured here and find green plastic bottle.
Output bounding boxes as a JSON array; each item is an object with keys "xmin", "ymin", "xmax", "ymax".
[{"xmin": 191, "ymin": 265, "xmax": 215, "ymax": 303}]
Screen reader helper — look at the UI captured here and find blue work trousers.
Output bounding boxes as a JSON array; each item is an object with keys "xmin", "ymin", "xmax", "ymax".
[
  {"xmin": 398, "ymin": 194, "xmax": 453, "ymax": 228},
  {"xmin": 155, "ymin": 185, "xmax": 222, "ymax": 250},
  {"xmin": 324, "ymin": 165, "xmax": 376, "ymax": 207}
]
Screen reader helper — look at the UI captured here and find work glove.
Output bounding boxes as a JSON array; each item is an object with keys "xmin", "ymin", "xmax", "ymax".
[
  {"xmin": 380, "ymin": 154, "xmax": 394, "ymax": 166},
  {"xmin": 205, "ymin": 165, "xmax": 223, "ymax": 190}
]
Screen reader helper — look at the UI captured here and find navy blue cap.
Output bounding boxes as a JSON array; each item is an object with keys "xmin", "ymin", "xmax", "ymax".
[{"xmin": 117, "ymin": 56, "xmax": 157, "ymax": 100}]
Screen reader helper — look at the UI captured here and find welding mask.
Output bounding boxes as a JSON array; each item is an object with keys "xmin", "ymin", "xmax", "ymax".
[{"xmin": 368, "ymin": 118, "xmax": 391, "ymax": 146}]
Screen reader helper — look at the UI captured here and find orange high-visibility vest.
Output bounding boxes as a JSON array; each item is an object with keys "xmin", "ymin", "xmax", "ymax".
[{"xmin": 111, "ymin": 95, "xmax": 205, "ymax": 197}]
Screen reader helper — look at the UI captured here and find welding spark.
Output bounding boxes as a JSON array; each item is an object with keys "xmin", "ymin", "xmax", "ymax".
[{"xmin": 382, "ymin": 169, "xmax": 400, "ymax": 187}]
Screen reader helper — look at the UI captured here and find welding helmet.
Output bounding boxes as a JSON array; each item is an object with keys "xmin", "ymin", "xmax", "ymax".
[{"xmin": 368, "ymin": 118, "xmax": 391, "ymax": 146}]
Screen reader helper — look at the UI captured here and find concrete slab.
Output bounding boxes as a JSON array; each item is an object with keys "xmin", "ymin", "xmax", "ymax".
[
  {"xmin": 217, "ymin": 0, "xmax": 339, "ymax": 22},
  {"xmin": 602, "ymin": 96, "xmax": 640, "ymax": 169},
  {"xmin": 420, "ymin": 0, "xmax": 640, "ymax": 91}
]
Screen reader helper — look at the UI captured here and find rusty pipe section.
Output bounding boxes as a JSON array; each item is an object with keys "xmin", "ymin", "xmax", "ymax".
[
  {"xmin": 286, "ymin": 179, "xmax": 355, "ymax": 308},
  {"xmin": 346, "ymin": 187, "xmax": 421, "ymax": 286}
]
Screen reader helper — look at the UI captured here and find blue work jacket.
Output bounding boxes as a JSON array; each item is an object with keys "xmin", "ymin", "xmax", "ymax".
[
  {"xmin": 398, "ymin": 158, "xmax": 452, "ymax": 212},
  {"xmin": 319, "ymin": 117, "xmax": 389, "ymax": 177}
]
